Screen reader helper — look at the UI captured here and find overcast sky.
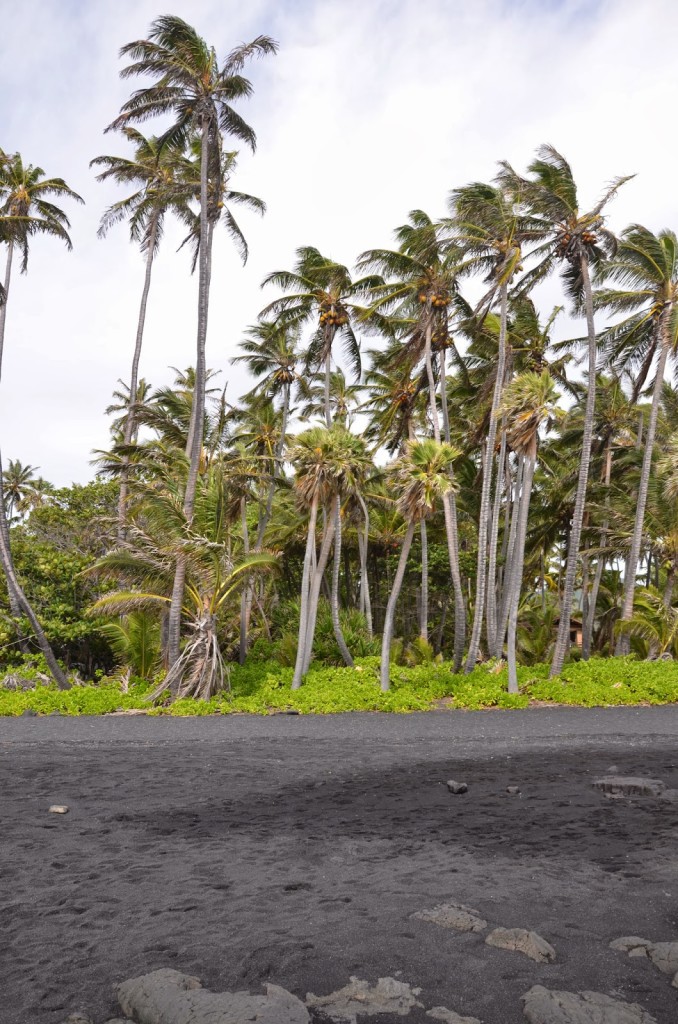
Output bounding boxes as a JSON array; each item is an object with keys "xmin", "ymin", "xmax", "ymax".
[{"xmin": 1, "ymin": 0, "xmax": 676, "ymax": 486}]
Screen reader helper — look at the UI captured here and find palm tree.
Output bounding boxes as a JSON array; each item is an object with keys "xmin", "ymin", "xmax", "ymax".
[
  {"xmin": 233, "ymin": 320, "xmax": 301, "ymax": 541},
  {"xmin": 2, "ymin": 459, "xmax": 38, "ymax": 521},
  {"xmin": 91, "ymin": 129, "xmax": 196, "ymax": 539},
  {"xmin": 288, "ymin": 426, "xmax": 372, "ymax": 688},
  {"xmin": 0, "ymin": 454, "xmax": 69, "ymax": 689},
  {"xmin": 0, "ymin": 148, "xmax": 83, "ymax": 380},
  {"xmin": 380, "ymin": 439, "xmax": 458, "ymax": 691},
  {"xmin": 595, "ymin": 226, "xmax": 678, "ymax": 652},
  {"xmin": 108, "ymin": 15, "xmax": 277, "ymax": 665},
  {"xmin": 0, "ymin": 150, "xmax": 81, "ymax": 681},
  {"xmin": 449, "ymin": 179, "xmax": 536, "ymax": 672},
  {"xmin": 358, "ymin": 211, "xmax": 467, "ymax": 669},
  {"xmin": 90, "ymin": 466, "xmax": 277, "ymax": 699},
  {"xmin": 499, "ymin": 370, "xmax": 560, "ymax": 692},
  {"xmin": 501, "ymin": 145, "xmax": 632, "ymax": 676},
  {"xmin": 262, "ymin": 246, "xmax": 379, "ymax": 427}
]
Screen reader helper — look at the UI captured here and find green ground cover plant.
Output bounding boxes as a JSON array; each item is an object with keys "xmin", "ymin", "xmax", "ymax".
[{"xmin": 2, "ymin": 656, "xmax": 678, "ymax": 717}]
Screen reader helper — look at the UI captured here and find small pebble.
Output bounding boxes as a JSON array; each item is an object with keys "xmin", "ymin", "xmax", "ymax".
[
  {"xmin": 447, "ymin": 780, "xmax": 468, "ymax": 795},
  {"xmin": 506, "ymin": 786, "xmax": 520, "ymax": 795},
  {"xmin": 48, "ymin": 805, "xmax": 69, "ymax": 814}
]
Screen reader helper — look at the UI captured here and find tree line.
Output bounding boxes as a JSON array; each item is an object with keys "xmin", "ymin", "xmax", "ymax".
[{"xmin": 1, "ymin": 14, "xmax": 677, "ymax": 700}]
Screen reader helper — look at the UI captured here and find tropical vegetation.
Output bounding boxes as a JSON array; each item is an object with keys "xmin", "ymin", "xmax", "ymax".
[{"xmin": 2, "ymin": 16, "xmax": 678, "ymax": 713}]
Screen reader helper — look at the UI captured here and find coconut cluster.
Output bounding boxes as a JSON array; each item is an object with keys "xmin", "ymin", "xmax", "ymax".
[{"xmin": 319, "ymin": 307, "xmax": 348, "ymax": 326}]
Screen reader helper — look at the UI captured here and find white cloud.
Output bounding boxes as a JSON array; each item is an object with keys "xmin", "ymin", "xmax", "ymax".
[{"xmin": 1, "ymin": 0, "xmax": 677, "ymax": 483}]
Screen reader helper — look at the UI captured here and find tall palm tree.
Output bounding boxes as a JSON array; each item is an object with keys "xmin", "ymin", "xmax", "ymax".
[
  {"xmin": 91, "ymin": 129, "xmax": 196, "ymax": 539},
  {"xmin": 449, "ymin": 179, "xmax": 536, "ymax": 672},
  {"xmin": 0, "ymin": 150, "xmax": 81, "ymax": 679},
  {"xmin": 499, "ymin": 370, "xmax": 559, "ymax": 692},
  {"xmin": 108, "ymin": 15, "xmax": 277, "ymax": 665},
  {"xmin": 380, "ymin": 439, "xmax": 458, "ymax": 691},
  {"xmin": 595, "ymin": 226, "xmax": 678, "ymax": 652},
  {"xmin": 358, "ymin": 211, "xmax": 467, "ymax": 669},
  {"xmin": 501, "ymin": 145, "xmax": 632, "ymax": 676}
]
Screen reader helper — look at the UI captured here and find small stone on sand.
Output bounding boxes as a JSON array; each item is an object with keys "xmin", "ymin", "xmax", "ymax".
[
  {"xmin": 447, "ymin": 780, "xmax": 468, "ymax": 794},
  {"xmin": 49, "ymin": 805, "xmax": 69, "ymax": 814}
]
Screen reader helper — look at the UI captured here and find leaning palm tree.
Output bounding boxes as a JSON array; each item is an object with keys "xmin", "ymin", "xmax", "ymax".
[
  {"xmin": 0, "ymin": 454, "xmax": 69, "ymax": 688},
  {"xmin": 91, "ymin": 129, "xmax": 196, "ymax": 539},
  {"xmin": 107, "ymin": 15, "xmax": 277, "ymax": 665},
  {"xmin": 595, "ymin": 226, "xmax": 678, "ymax": 652},
  {"xmin": 500, "ymin": 145, "xmax": 633, "ymax": 676},
  {"xmin": 0, "ymin": 150, "xmax": 81, "ymax": 679},
  {"xmin": 380, "ymin": 439, "xmax": 459, "ymax": 691},
  {"xmin": 499, "ymin": 370, "xmax": 560, "ymax": 693}
]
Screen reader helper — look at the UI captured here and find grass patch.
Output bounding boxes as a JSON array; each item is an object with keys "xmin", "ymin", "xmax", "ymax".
[{"xmin": 2, "ymin": 656, "xmax": 678, "ymax": 716}]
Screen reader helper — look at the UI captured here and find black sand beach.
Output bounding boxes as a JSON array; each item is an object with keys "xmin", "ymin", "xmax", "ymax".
[{"xmin": 2, "ymin": 707, "xmax": 678, "ymax": 1023}]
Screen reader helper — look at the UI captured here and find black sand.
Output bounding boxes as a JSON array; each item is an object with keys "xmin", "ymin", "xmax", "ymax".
[{"xmin": 2, "ymin": 707, "xmax": 678, "ymax": 1024}]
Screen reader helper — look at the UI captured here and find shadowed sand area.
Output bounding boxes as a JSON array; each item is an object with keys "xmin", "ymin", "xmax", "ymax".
[{"xmin": 2, "ymin": 707, "xmax": 678, "ymax": 1023}]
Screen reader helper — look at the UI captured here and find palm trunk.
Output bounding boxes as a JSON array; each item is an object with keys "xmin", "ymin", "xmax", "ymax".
[
  {"xmin": 550, "ymin": 255, "xmax": 597, "ymax": 676},
  {"xmin": 486, "ymin": 425, "xmax": 507, "ymax": 655},
  {"xmin": 380, "ymin": 520, "xmax": 416, "ymax": 690},
  {"xmin": 324, "ymin": 349, "xmax": 332, "ymax": 428},
  {"xmin": 167, "ymin": 119, "xmax": 213, "ymax": 668},
  {"xmin": 465, "ymin": 282, "xmax": 509, "ymax": 672},
  {"xmin": 0, "ymin": 241, "xmax": 24, "ymax": 626},
  {"xmin": 0, "ymin": 454, "xmax": 69, "ymax": 689},
  {"xmin": 497, "ymin": 453, "xmax": 524, "ymax": 657},
  {"xmin": 438, "ymin": 349, "xmax": 466, "ymax": 670},
  {"xmin": 424, "ymin": 322, "xmax": 465, "ymax": 668},
  {"xmin": 117, "ymin": 212, "xmax": 159, "ymax": 541},
  {"xmin": 583, "ymin": 443, "xmax": 612, "ymax": 659},
  {"xmin": 239, "ymin": 497, "xmax": 250, "ymax": 665},
  {"xmin": 292, "ymin": 494, "xmax": 319, "ymax": 689},
  {"xmin": 507, "ymin": 440, "xmax": 537, "ymax": 694},
  {"xmin": 330, "ymin": 494, "xmax": 353, "ymax": 666},
  {"xmin": 357, "ymin": 493, "xmax": 373, "ymax": 635},
  {"xmin": 302, "ymin": 512, "xmax": 336, "ymax": 675},
  {"xmin": 0, "ymin": 240, "xmax": 14, "ymax": 383},
  {"xmin": 420, "ymin": 519, "xmax": 429, "ymax": 641},
  {"xmin": 256, "ymin": 381, "xmax": 290, "ymax": 549},
  {"xmin": 615, "ymin": 320, "xmax": 671, "ymax": 652}
]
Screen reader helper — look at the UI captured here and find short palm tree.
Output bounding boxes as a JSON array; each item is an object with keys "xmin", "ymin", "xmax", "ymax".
[
  {"xmin": 595, "ymin": 226, "xmax": 678, "ymax": 651},
  {"xmin": 108, "ymin": 15, "xmax": 277, "ymax": 666},
  {"xmin": 380, "ymin": 439, "xmax": 459, "ymax": 691},
  {"xmin": 500, "ymin": 145, "xmax": 632, "ymax": 676},
  {"xmin": 288, "ymin": 426, "xmax": 372, "ymax": 688}
]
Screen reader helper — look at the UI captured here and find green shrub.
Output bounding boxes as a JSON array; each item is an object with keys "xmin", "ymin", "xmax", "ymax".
[{"xmin": 2, "ymin": 655, "xmax": 678, "ymax": 716}]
